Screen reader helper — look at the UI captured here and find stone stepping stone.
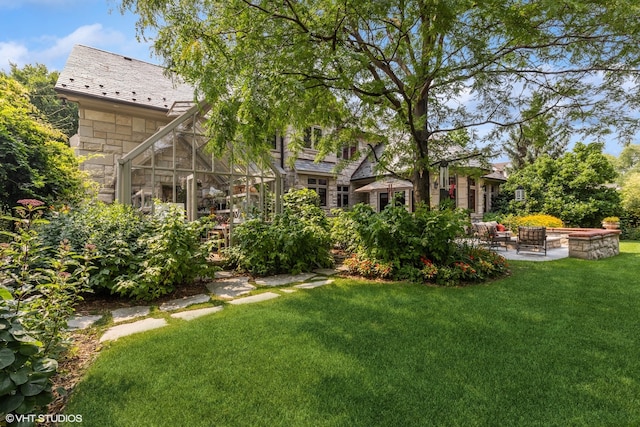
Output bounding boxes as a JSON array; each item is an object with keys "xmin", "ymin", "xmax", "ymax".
[
  {"xmin": 111, "ymin": 306, "xmax": 150, "ymax": 323},
  {"xmin": 281, "ymin": 289, "xmax": 297, "ymax": 294},
  {"xmin": 159, "ymin": 294, "xmax": 210, "ymax": 312},
  {"xmin": 313, "ymin": 268, "xmax": 339, "ymax": 276},
  {"xmin": 68, "ymin": 315, "xmax": 102, "ymax": 330},
  {"xmin": 100, "ymin": 318, "xmax": 167, "ymax": 342},
  {"xmin": 170, "ymin": 306, "xmax": 224, "ymax": 321},
  {"xmin": 228, "ymin": 292, "xmax": 280, "ymax": 305},
  {"xmin": 254, "ymin": 273, "xmax": 316, "ymax": 287},
  {"xmin": 294, "ymin": 279, "xmax": 335, "ymax": 289},
  {"xmin": 214, "ymin": 270, "xmax": 235, "ymax": 279},
  {"xmin": 206, "ymin": 276, "xmax": 255, "ymax": 299}
]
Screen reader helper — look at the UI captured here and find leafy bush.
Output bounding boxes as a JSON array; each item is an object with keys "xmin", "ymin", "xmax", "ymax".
[
  {"xmin": 502, "ymin": 213, "xmax": 563, "ymax": 230},
  {"xmin": 39, "ymin": 201, "xmax": 217, "ymax": 300},
  {"xmin": 1, "ymin": 200, "xmax": 92, "ymax": 419},
  {"xmin": 114, "ymin": 205, "xmax": 216, "ymax": 300},
  {"xmin": 39, "ymin": 202, "xmax": 150, "ymax": 293},
  {"xmin": 620, "ymin": 210, "xmax": 640, "ymax": 240},
  {"xmin": 341, "ymin": 203, "xmax": 508, "ymax": 286},
  {"xmin": 329, "ymin": 208, "xmax": 360, "ymax": 252},
  {"xmin": 349, "ymin": 202, "xmax": 469, "ymax": 268},
  {"xmin": 225, "ymin": 189, "xmax": 333, "ymax": 276},
  {"xmin": 343, "ymin": 254, "xmax": 393, "ymax": 279}
]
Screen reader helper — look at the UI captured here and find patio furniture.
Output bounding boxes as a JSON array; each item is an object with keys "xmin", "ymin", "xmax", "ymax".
[
  {"xmin": 472, "ymin": 221, "xmax": 510, "ymax": 251},
  {"xmin": 516, "ymin": 226, "xmax": 547, "ymax": 255}
]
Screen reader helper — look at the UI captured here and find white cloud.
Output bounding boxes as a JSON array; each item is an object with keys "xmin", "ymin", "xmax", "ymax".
[
  {"xmin": 0, "ymin": 23, "xmax": 149, "ymax": 72},
  {"xmin": 0, "ymin": 41, "xmax": 29, "ymax": 70},
  {"xmin": 38, "ymin": 23, "xmax": 127, "ymax": 61}
]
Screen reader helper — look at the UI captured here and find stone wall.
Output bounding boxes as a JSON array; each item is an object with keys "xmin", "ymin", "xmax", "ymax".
[
  {"xmin": 567, "ymin": 230, "xmax": 620, "ymax": 260},
  {"xmin": 75, "ymin": 106, "xmax": 170, "ymax": 202}
]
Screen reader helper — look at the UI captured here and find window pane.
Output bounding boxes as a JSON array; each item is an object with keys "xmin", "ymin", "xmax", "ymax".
[
  {"xmin": 318, "ymin": 188, "xmax": 327, "ymax": 206},
  {"xmin": 308, "ymin": 178, "xmax": 316, "ymax": 184},
  {"xmin": 319, "ymin": 179, "xmax": 327, "ymax": 185},
  {"xmin": 304, "ymin": 128, "xmax": 312, "ymax": 148}
]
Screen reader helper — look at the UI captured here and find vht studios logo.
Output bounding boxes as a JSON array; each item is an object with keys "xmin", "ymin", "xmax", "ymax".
[{"xmin": 4, "ymin": 413, "xmax": 83, "ymax": 424}]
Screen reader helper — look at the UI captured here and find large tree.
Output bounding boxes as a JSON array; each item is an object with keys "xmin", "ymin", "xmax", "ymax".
[
  {"xmin": 0, "ymin": 75, "xmax": 85, "ymax": 210},
  {"xmin": 503, "ymin": 94, "xmax": 570, "ymax": 171},
  {"xmin": 5, "ymin": 63, "xmax": 79, "ymax": 139},
  {"xmin": 121, "ymin": 0, "xmax": 640, "ymax": 203},
  {"xmin": 498, "ymin": 142, "xmax": 620, "ymax": 227}
]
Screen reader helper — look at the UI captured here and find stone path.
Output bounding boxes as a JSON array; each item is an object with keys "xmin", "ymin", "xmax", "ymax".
[
  {"xmin": 88, "ymin": 269, "xmax": 339, "ymax": 341},
  {"xmin": 100, "ymin": 318, "xmax": 168, "ymax": 342},
  {"xmin": 111, "ymin": 306, "xmax": 150, "ymax": 323}
]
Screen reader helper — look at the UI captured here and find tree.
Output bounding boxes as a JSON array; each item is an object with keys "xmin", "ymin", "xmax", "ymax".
[
  {"xmin": 498, "ymin": 142, "xmax": 620, "ymax": 227},
  {"xmin": 120, "ymin": 0, "xmax": 640, "ymax": 204},
  {"xmin": 0, "ymin": 75, "xmax": 86, "ymax": 210},
  {"xmin": 503, "ymin": 94, "xmax": 570, "ymax": 170},
  {"xmin": 5, "ymin": 63, "xmax": 79, "ymax": 139}
]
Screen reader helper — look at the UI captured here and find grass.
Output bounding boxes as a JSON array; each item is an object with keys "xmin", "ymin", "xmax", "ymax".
[{"xmin": 63, "ymin": 242, "xmax": 640, "ymax": 426}]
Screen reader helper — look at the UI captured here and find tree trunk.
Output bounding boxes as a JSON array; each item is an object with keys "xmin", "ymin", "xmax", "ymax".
[{"xmin": 413, "ymin": 168, "xmax": 431, "ymax": 209}]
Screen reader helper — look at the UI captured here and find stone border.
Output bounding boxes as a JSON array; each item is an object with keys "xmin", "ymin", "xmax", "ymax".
[{"xmin": 567, "ymin": 229, "xmax": 621, "ymax": 260}]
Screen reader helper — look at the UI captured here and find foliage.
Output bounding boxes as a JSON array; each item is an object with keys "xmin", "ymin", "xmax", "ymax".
[
  {"xmin": 39, "ymin": 202, "xmax": 149, "ymax": 293},
  {"xmin": 496, "ymin": 142, "xmax": 621, "ymax": 227},
  {"xmin": 0, "ymin": 75, "xmax": 86, "ymax": 211},
  {"xmin": 350, "ymin": 202, "xmax": 469, "ymax": 269},
  {"xmin": 225, "ymin": 189, "xmax": 333, "ymax": 276},
  {"xmin": 343, "ymin": 254, "xmax": 393, "ymax": 279},
  {"xmin": 620, "ymin": 210, "xmax": 640, "ymax": 240},
  {"xmin": 6, "ymin": 63, "xmax": 79, "ymax": 138},
  {"xmin": 38, "ymin": 201, "xmax": 217, "ymax": 301},
  {"xmin": 329, "ymin": 208, "xmax": 361, "ymax": 252},
  {"xmin": 501, "ymin": 214, "xmax": 564, "ymax": 231},
  {"xmin": 115, "ymin": 205, "xmax": 215, "ymax": 300},
  {"xmin": 0, "ymin": 200, "xmax": 92, "ymax": 419},
  {"xmin": 602, "ymin": 216, "xmax": 620, "ymax": 223},
  {"xmin": 503, "ymin": 94, "xmax": 569, "ymax": 171},
  {"xmin": 340, "ymin": 202, "xmax": 507, "ymax": 285},
  {"xmin": 122, "ymin": 0, "xmax": 640, "ymax": 205},
  {"xmin": 620, "ymin": 172, "xmax": 640, "ymax": 212}
]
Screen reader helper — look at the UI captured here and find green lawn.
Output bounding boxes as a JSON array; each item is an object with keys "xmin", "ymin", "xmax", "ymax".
[{"xmin": 64, "ymin": 242, "xmax": 640, "ymax": 426}]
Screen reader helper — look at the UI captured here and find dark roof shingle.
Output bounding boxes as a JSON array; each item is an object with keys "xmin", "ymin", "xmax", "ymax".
[{"xmin": 54, "ymin": 45, "xmax": 195, "ymax": 111}]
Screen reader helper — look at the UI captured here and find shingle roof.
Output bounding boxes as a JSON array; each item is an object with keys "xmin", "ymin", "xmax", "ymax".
[
  {"xmin": 351, "ymin": 144, "xmax": 384, "ymax": 181},
  {"xmin": 54, "ymin": 45, "xmax": 195, "ymax": 111},
  {"xmin": 294, "ymin": 159, "xmax": 336, "ymax": 176}
]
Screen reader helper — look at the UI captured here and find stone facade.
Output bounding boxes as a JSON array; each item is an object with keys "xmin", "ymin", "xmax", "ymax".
[
  {"xmin": 73, "ymin": 105, "xmax": 170, "ymax": 202},
  {"xmin": 568, "ymin": 230, "xmax": 620, "ymax": 260}
]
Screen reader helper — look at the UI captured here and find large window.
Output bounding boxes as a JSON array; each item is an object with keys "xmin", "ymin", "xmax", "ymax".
[
  {"xmin": 303, "ymin": 126, "xmax": 322, "ymax": 149},
  {"xmin": 337, "ymin": 185, "xmax": 349, "ymax": 208},
  {"xmin": 308, "ymin": 177, "xmax": 327, "ymax": 206}
]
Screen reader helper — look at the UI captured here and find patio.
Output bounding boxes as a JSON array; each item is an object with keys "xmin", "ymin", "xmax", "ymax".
[{"xmin": 497, "ymin": 246, "xmax": 569, "ymax": 262}]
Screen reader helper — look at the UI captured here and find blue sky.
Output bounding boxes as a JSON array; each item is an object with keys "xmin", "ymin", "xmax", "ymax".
[{"xmin": 0, "ymin": 0, "xmax": 157, "ymax": 73}]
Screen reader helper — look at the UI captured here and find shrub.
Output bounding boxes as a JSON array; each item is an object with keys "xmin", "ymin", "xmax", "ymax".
[
  {"xmin": 503, "ymin": 213, "xmax": 563, "ymax": 230},
  {"xmin": 343, "ymin": 254, "xmax": 393, "ymax": 279},
  {"xmin": 38, "ymin": 201, "xmax": 217, "ymax": 300},
  {"xmin": 329, "ymin": 208, "xmax": 360, "ymax": 252},
  {"xmin": 114, "ymin": 205, "xmax": 216, "ymax": 300},
  {"xmin": 1, "ymin": 200, "xmax": 93, "ymax": 419},
  {"xmin": 225, "ymin": 189, "xmax": 333, "ymax": 276},
  {"xmin": 342, "ymin": 203, "xmax": 509, "ymax": 286}
]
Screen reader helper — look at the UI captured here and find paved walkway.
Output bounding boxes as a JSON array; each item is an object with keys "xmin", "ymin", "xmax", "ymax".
[
  {"xmin": 497, "ymin": 246, "xmax": 569, "ymax": 262},
  {"xmin": 70, "ymin": 268, "xmax": 340, "ymax": 342}
]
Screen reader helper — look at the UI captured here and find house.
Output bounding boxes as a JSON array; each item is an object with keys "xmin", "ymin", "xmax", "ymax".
[{"xmin": 55, "ymin": 45, "xmax": 505, "ymax": 220}]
